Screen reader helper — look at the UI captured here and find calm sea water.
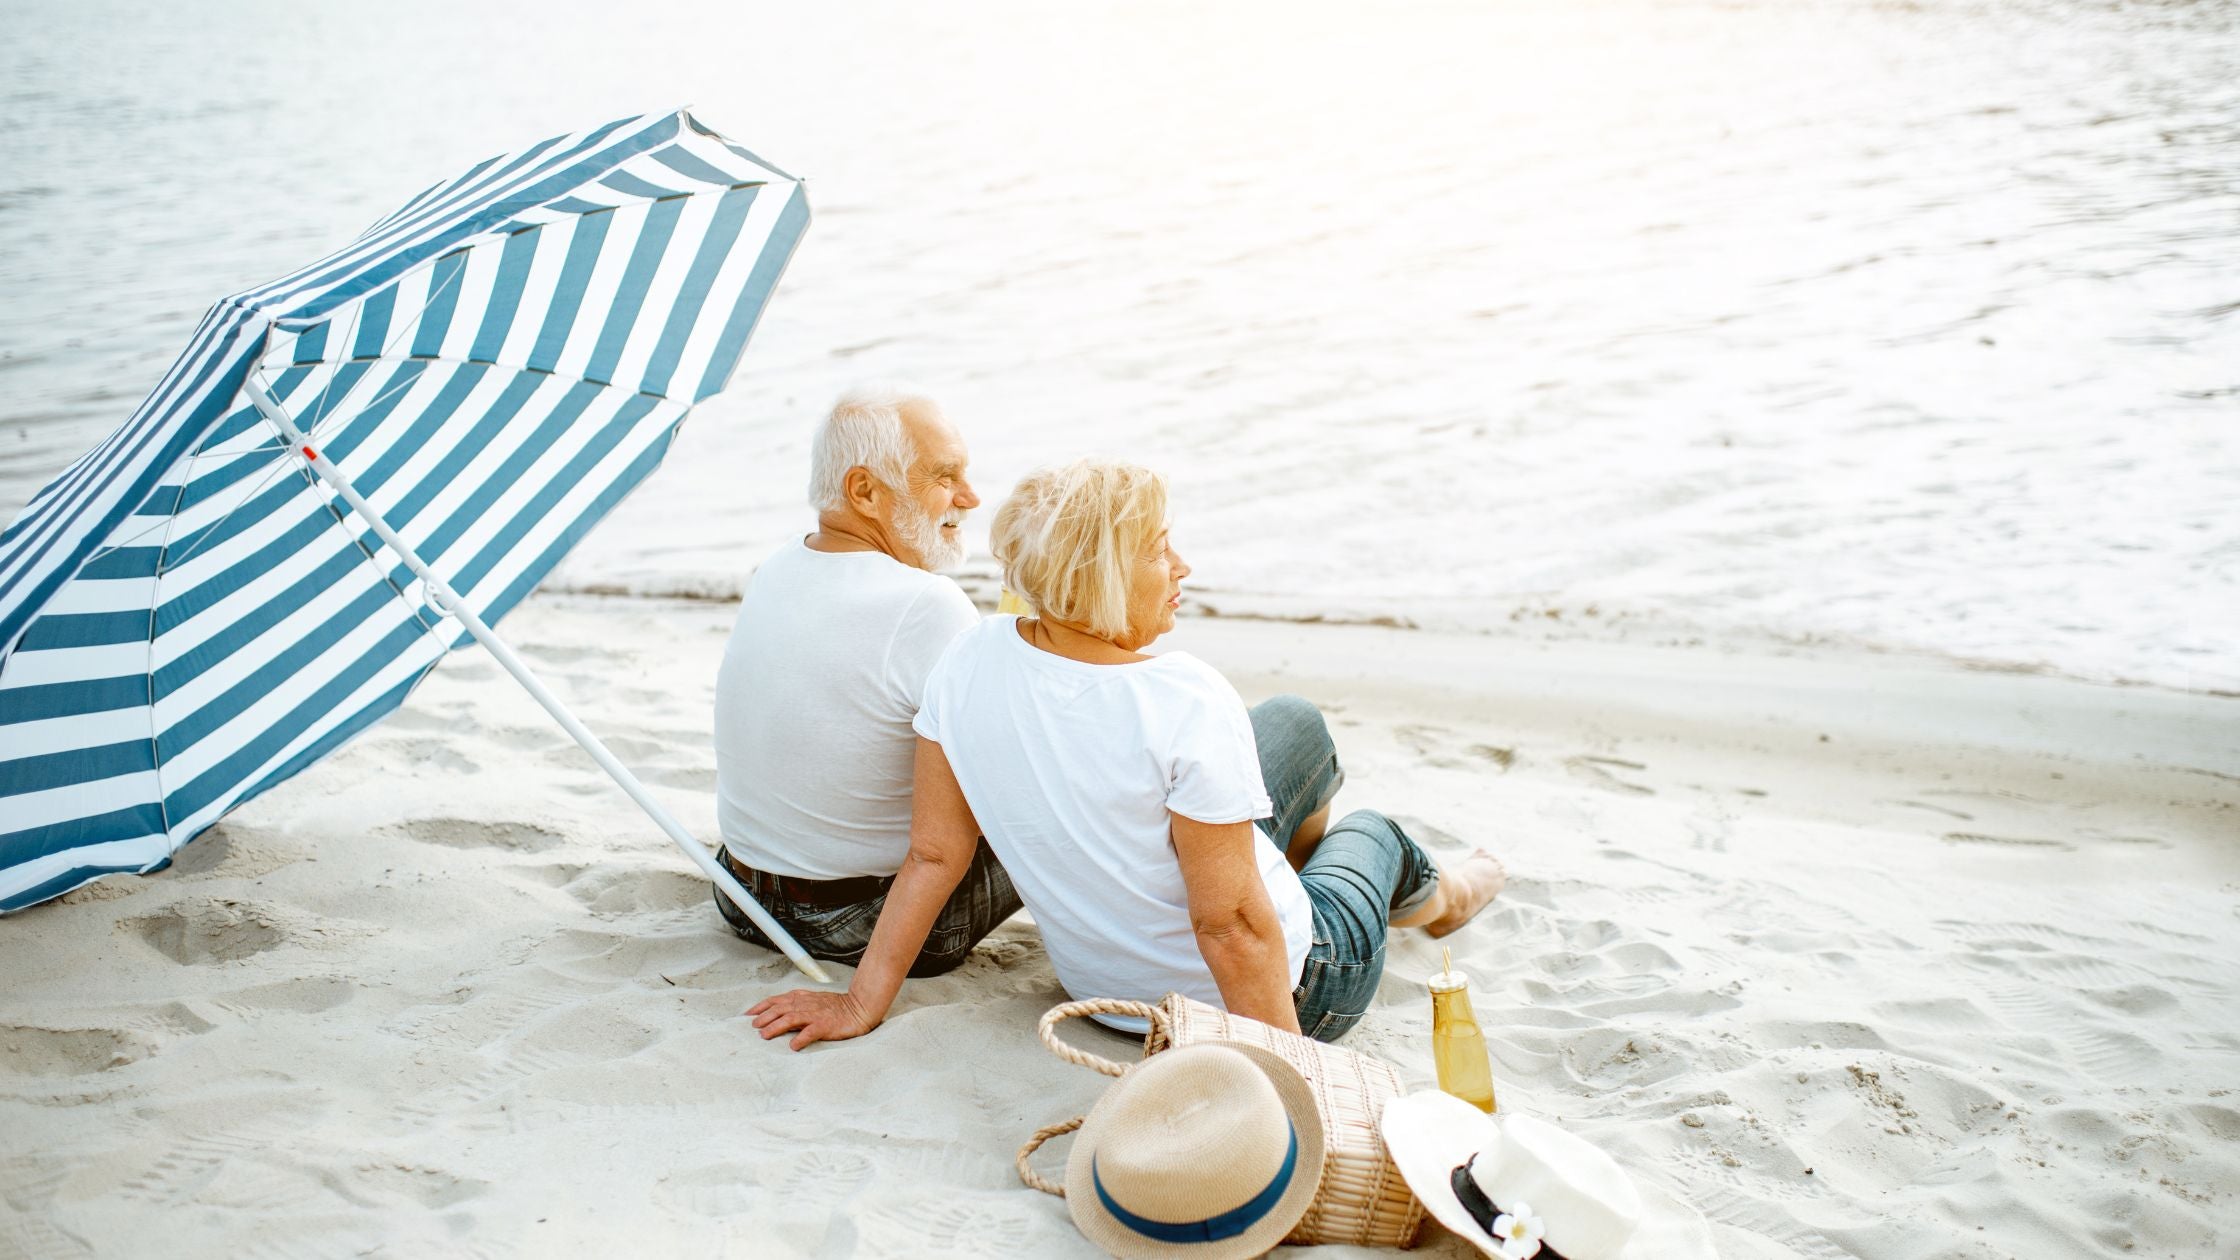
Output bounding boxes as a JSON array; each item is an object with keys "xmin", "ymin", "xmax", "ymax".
[{"xmin": 3, "ymin": 0, "xmax": 2234, "ymax": 690}]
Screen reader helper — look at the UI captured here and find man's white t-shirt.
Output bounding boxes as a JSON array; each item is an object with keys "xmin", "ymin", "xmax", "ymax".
[
  {"xmin": 913, "ymin": 616, "xmax": 1313, "ymax": 1013},
  {"xmin": 714, "ymin": 538, "xmax": 980, "ymax": 879}
]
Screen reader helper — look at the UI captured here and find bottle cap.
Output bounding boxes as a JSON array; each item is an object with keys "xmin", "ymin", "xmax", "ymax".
[{"xmin": 1427, "ymin": 945, "xmax": 1469, "ymax": 993}]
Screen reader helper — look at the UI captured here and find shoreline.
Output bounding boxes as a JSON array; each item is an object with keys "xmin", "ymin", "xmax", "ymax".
[
  {"xmin": 540, "ymin": 574, "xmax": 2240, "ymax": 719},
  {"xmin": 540, "ymin": 566, "xmax": 2240, "ymax": 704}
]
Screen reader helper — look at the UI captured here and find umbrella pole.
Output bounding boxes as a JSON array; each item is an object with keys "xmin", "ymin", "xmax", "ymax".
[{"xmin": 242, "ymin": 376, "xmax": 833, "ymax": 985}]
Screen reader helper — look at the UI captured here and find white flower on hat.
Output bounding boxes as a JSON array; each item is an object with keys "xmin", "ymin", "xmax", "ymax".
[{"xmin": 1490, "ymin": 1201, "xmax": 1546, "ymax": 1259}]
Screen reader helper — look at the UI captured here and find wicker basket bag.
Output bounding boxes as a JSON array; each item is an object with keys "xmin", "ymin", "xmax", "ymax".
[{"xmin": 1016, "ymin": 994, "xmax": 1426, "ymax": 1249}]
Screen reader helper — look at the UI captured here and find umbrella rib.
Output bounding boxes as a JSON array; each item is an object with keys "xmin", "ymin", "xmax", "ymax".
[
  {"xmin": 297, "ymin": 252, "xmax": 472, "ymax": 444},
  {"xmin": 151, "ymin": 450, "xmax": 319, "ymax": 576},
  {"xmin": 292, "ymin": 278, "xmax": 373, "ymax": 435},
  {"xmin": 267, "ymin": 419, "xmax": 451, "ymax": 641},
  {"xmin": 69, "ymin": 261, "xmax": 471, "ymax": 571}
]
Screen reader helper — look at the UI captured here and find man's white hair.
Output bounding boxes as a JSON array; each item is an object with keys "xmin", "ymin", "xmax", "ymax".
[{"xmin": 807, "ymin": 384, "xmax": 934, "ymax": 513}]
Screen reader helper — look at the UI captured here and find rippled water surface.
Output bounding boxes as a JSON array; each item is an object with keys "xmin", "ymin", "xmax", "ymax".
[{"xmin": 2, "ymin": 0, "xmax": 2234, "ymax": 689}]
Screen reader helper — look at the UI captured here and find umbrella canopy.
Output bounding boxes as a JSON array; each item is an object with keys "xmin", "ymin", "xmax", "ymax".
[{"xmin": 0, "ymin": 109, "xmax": 810, "ymax": 912}]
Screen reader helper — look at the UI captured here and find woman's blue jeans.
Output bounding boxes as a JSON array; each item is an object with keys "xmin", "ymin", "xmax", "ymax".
[{"xmin": 1250, "ymin": 695, "xmax": 1441, "ymax": 1043}]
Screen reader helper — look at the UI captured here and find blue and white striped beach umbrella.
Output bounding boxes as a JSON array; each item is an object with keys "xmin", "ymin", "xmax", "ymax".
[{"xmin": 0, "ymin": 110, "xmax": 816, "ymax": 951}]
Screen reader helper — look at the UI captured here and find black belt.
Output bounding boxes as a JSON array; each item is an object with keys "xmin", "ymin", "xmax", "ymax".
[{"xmin": 719, "ymin": 846, "xmax": 890, "ymax": 908}]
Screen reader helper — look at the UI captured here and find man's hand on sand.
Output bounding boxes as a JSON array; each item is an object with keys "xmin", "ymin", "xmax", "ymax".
[{"xmin": 748, "ymin": 989, "xmax": 879, "ymax": 1050}]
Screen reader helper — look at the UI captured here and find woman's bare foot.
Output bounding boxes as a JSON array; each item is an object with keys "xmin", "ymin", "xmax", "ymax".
[{"xmin": 1423, "ymin": 850, "xmax": 1507, "ymax": 938}]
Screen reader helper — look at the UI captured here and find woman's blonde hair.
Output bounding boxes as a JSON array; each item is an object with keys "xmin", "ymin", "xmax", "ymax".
[{"xmin": 991, "ymin": 458, "xmax": 1169, "ymax": 641}]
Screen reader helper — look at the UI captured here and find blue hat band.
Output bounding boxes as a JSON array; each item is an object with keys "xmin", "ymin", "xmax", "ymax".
[{"xmin": 1092, "ymin": 1122, "xmax": 1301, "ymax": 1245}]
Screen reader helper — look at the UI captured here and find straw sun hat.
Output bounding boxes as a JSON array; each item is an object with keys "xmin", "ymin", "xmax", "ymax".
[
  {"xmin": 1065, "ymin": 1042, "xmax": 1327, "ymax": 1258},
  {"xmin": 1381, "ymin": 1092, "xmax": 1642, "ymax": 1260}
]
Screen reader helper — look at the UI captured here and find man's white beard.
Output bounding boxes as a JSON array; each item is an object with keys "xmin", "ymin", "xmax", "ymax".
[{"xmin": 894, "ymin": 501, "xmax": 966, "ymax": 571}]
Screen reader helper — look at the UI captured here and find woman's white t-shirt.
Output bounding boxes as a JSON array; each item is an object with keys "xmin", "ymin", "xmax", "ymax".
[{"xmin": 913, "ymin": 616, "xmax": 1313, "ymax": 1013}]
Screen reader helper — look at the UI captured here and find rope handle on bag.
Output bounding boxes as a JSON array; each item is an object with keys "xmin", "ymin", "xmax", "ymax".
[
  {"xmin": 1016, "ymin": 1116, "xmax": 1082, "ymax": 1196},
  {"xmin": 1035, "ymin": 998, "xmax": 1167, "ymax": 1077}
]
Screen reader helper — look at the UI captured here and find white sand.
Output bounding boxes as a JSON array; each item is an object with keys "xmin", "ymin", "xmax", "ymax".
[{"xmin": 2, "ymin": 596, "xmax": 2233, "ymax": 1259}]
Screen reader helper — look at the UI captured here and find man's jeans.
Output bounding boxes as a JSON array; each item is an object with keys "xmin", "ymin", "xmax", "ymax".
[
  {"xmin": 714, "ymin": 838, "xmax": 1023, "ymax": 978},
  {"xmin": 1251, "ymin": 695, "xmax": 1442, "ymax": 1043}
]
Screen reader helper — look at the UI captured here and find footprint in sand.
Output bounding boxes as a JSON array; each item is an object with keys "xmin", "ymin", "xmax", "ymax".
[
  {"xmin": 1, "ymin": 1211, "xmax": 90, "ymax": 1260},
  {"xmin": 183, "ymin": 1159, "xmax": 327, "ymax": 1214},
  {"xmin": 121, "ymin": 898, "xmax": 297, "ymax": 964},
  {"xmin": 1564, "ymin": 755, "xmax": 1655, "ymax": 795},
  {"xmin": 1555, "ymin": 916, "xmax": 1624, "ymax": 952},
  {"xmin": 771, "ymin": 1149, "xmax": 876, "ymax": 1199},
  {"xmin": 1686, "ymin": 810, "xmax": 1731, "ymax": 853},
  {"xmin": 1559, "ymin": 1028, "xmax": 1700, "ymax": 1089},
  {"xmin": 2065, "ymin": 1026, "xmax": 2163, "ymax": 1077},
  {"xmin": 1469, "ymin": 744, "xmax": 1517, "ymax": 769},
  {"xmin": 0, "ymin": 1024, "xmax": 162, "ymax": 1076},
  {"xmin": 655, "ymin": 1161, "xmax": 762, "ymax": 1217},
  {"xmin": 389, "ymin": 1046, "xmax": 574, "ymax": 1127},
  {"xmin": 564, "ymin": 866, "xmax": 712, "ymax": 916},
  {"xmin": 1977, "ymin": 982, "xmax": 2164, "ymax": 1076},
  {"xmin": 348, "ymin": 1161, "xmax": 492, "ymax": 1209},
  {"xmin": 1394, "ymin": 724, "xmax": 1518, "ymax": 773},
  {"xmin": 385, "ymin": 983, "xmax": 591, "ymax": 1052},
  {"xmin": 2187, "ymin": 1104, "xmax": 2240, "ymax": 1142},
  {"xmin": 382, "ymin": 817, "xmax": 565, "ymax": 853},
  {"xmin": 869, "ymin": 1194, "xmax": 1039, "ymax": 1257},
  {"xmin": 511, "ymin": 1005, "xmax": 664, "ymax": 1061},
  {"xmin": 116, "ymin": 1127, "xmax": 292, "ymax": 1208},
  {"xmin": 0, "ymin": 1155, "xmax": 66, "ymax": 1224}
]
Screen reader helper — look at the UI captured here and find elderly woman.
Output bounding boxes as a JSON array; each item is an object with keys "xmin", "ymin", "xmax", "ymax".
[{"xmin": 750, "ymin": 458, "xmax": 1503, "ymax": 1047}]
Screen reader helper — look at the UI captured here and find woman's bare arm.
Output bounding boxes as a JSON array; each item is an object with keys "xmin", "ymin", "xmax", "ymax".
[
  {"xmin": 1171, "ymin": 812, "xmax": 1301, "ymax": 1034},
  {"xmin": 748, "ymin": 738, "xmax": 980, "ymax": 1049}
]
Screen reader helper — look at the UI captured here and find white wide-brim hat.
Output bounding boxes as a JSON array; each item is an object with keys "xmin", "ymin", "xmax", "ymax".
[
  {"xmin": 1066, "ymin": 1041, "xmax": 1327, "ymax": 1259},
  {"xmin": 1381, "ymin": 1093, "xmax": 1715, "ymax": 1260}
]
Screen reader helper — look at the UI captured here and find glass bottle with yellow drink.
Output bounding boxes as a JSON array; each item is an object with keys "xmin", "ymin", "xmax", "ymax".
[{"xmin": 1429, "ymin": 946, "xmax": 1496, "ymax": 1112}]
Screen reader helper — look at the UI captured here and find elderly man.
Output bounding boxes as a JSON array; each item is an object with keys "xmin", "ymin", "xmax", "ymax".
[{"xmin": 710, "ymin": 385, "xmax": 1019, "ymax": 974}]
